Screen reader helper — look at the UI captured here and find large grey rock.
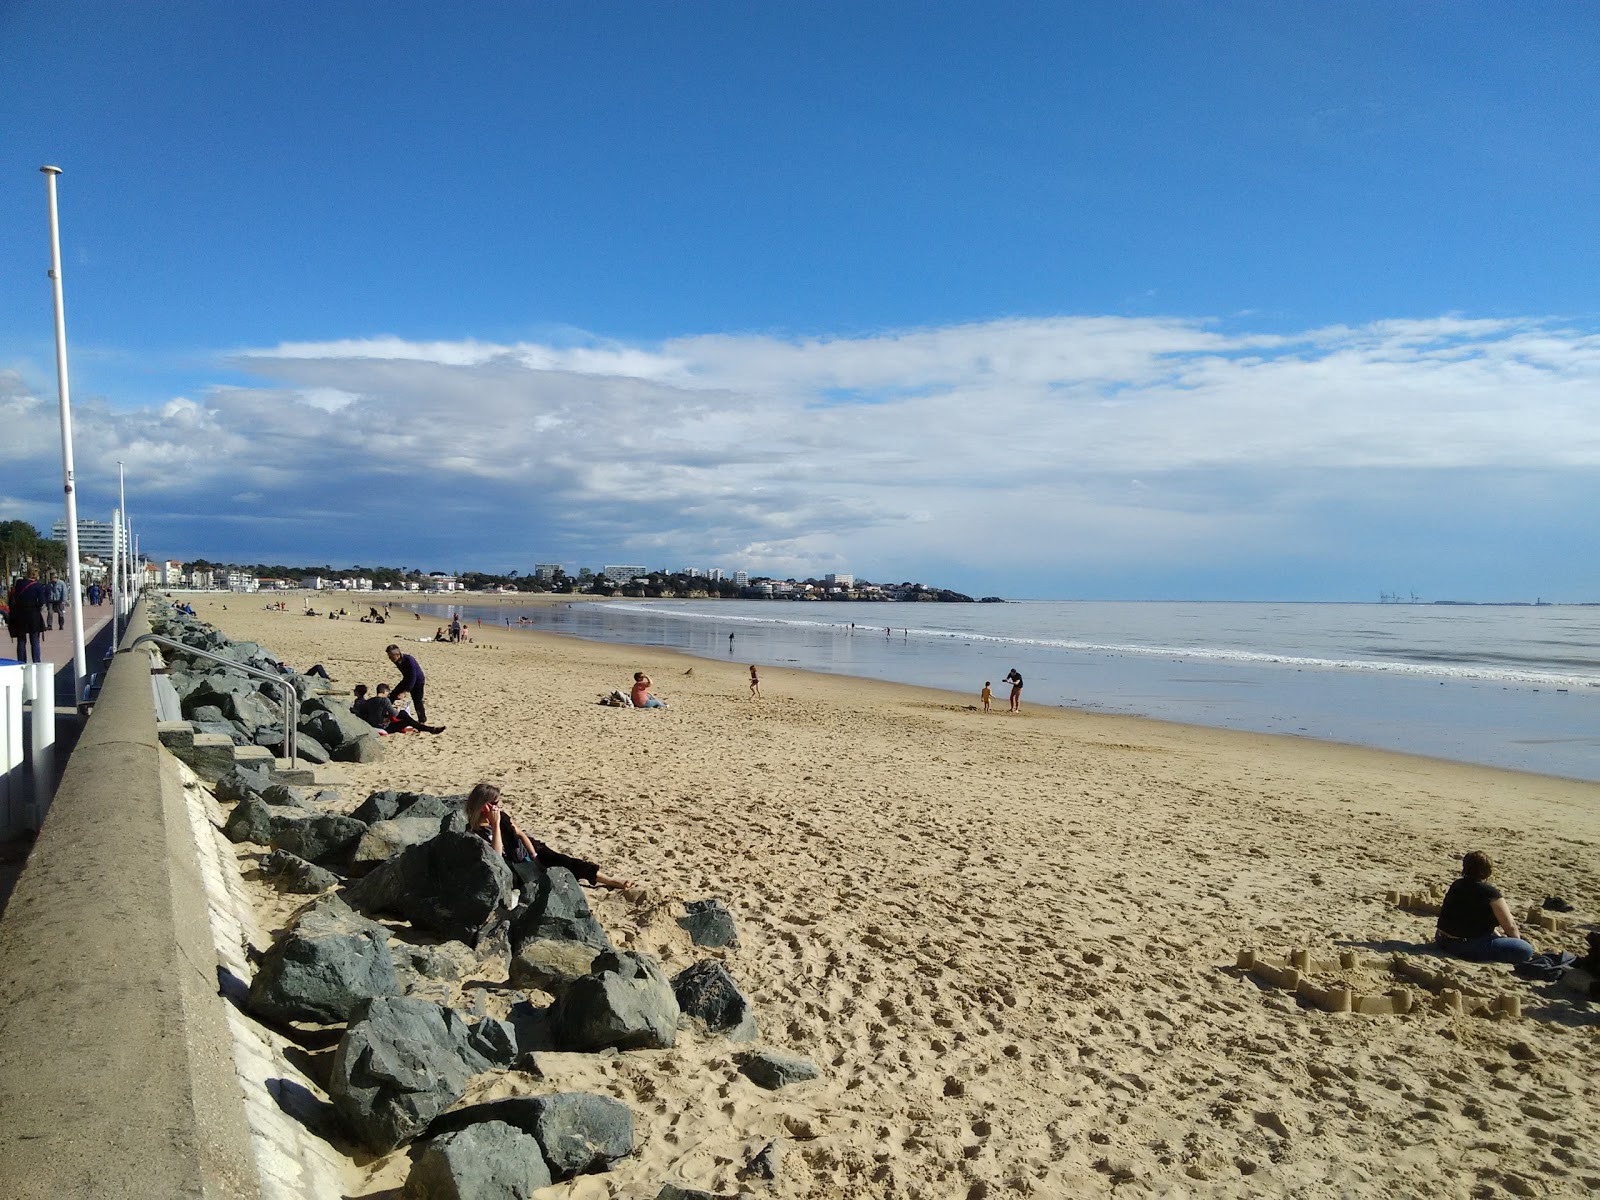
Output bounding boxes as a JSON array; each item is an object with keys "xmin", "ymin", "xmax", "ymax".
[
  {"xmin": 351, "ymin": 790, "xmax": 463, "ymax": 826},
  {"xmin": 224, "ymin": 796, "xmax": 310, "ymax": 845},
  {"xmin": 736, "ymin": 1049, "xmax": 820, "ymax": 1090},
  {"xmin": 262, "ymin": 782, "xmax": 310, "ymax": 808},
  {"xmin": 351, "ymin": 816, "xmax": 449, "ymax": 875},
  {"xmin": 260, "ymin": 849, "xmax": 340, "ymax": 894},
  {"xmin": 227, "ymin": 687, "xmax": 282, "ymax": 734},
  {"xmin": 247, "ymin": 914, "xmax": 399, "ymax": 1024},
  {"xmin": 656, "ymin": 1187, "xmax": 741, "ymax": 1200},
  {"xmin": 677, "ymin": 898, "xmax": 739, "ymax": 948},
  {"xmin": 301, "ymin": 700, "xmax": 379, "ymax": 752},
  {"xmin": 549, "ymin": 952, "xmax": 679, "ymax": 1052},
  {"xmin": 294, "ymin": 733, "xmax": 331, "ymax": 765},
  {"xmin": 180, "ymin": 672, "xmax": 257, "ymax": 718},
  {"xmin": 404, "ymin": 1120, "xmax": 551, "ymax": 1199},
  {"xmin": 328, "ymin": 997, "xmax": 495, "ymax": 1153},
  {"xmin": 344, "ymin": 833, "xmax": 515, "ymax": 946},
  {"xmin": 671, "ymin": 960, "xmax": 758, "ymax": 1043},
  {"xmin": 427, "ymin": 1093, "xmax": 634, "ymax": 1179},
  {"xmin": 271, "ymin": 813, "xmax": 369, "ymax": 868},
  {"xmin": 332, "ymin": 731, "xmax": 386, "ymax": 763},
  {"xmin": 215, "ymin": 761, "xmax": 273, "ymax": 804},
  {"xmin": 509, "ymin": 866, "xmax": 613, "ymax": 993}
]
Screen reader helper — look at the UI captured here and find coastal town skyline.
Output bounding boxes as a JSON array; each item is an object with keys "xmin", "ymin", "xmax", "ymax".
[{"xmin": 4, "ymin": 5, "xmax": 1599, "ymax": 601}]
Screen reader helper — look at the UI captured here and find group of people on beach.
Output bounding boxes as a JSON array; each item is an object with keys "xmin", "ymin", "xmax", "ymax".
[
  {"xmin": 346, "ymin": 644, "xmax": 444, "ymax": 735},
  {"xmin": 980, "ymin": 668, "xmax": 1025, "ymax": 714}
]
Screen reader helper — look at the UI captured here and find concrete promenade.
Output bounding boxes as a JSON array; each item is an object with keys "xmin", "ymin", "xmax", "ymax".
[{"xmin": 0, "ymin": 600, "xmax": 261, "ymax": 1198}]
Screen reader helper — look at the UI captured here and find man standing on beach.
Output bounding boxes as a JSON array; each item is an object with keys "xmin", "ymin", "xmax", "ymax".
[
  {"xmin": 386, "ymin": 643, "xmax": 429, "ymax": 722},
  {"xmin": 1002, "ymin": 667, "xmax": 1023, "ymax": 713}
]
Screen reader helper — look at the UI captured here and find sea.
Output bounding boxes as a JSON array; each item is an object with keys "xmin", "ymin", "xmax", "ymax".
[{"xmin": 425, "ymin": 599, "xmax": 1600, "ymax": 783}]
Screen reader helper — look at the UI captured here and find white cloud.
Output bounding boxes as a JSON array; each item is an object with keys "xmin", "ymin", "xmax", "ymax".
[{"xmin": 4, "ymin": 315, "xmax": 1599, "ymax": 591}]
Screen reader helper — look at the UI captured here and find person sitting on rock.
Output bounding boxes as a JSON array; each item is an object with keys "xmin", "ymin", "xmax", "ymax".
[
  {"xmin": 1435, "ymin": 851, "xmax": 1536, "ymax": 964},
  {"xmin": 352, "ymin": 682, "xmax": 445, "ymax": 735},
  {"xmin": 464, "ymin": 782, "xmax": 631, "ymax": 890}
]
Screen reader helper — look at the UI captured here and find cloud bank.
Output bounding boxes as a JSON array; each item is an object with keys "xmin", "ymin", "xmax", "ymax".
[{"xmin": 5, "ymin": 314, "xmax": 1599, "ymax": 596}]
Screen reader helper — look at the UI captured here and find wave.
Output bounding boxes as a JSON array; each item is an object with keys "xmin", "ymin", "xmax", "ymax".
[{"xmin": 612, "ymin": 602, "xmax": 1600, "ymax": 689}]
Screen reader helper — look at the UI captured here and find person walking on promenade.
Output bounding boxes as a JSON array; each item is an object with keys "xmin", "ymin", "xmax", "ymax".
[
  {"xmin": 6, "ymin": 568, "xmax": 48, "ymax": 663},
  {"xmin": 1002, "ymin": 667, "xmax": 1024, "ymax": 713},
  {"xmin": 45, "ymin": 574, "xmax": 66, "ymax": 630},
  {"xmin": 386, "ymin": 643, "xmax": 429, "ymax": 722}
]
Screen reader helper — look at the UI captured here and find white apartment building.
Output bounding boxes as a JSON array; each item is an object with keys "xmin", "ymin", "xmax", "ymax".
[
  {"xmin": 707, "ymin": 568, "xmax": 725, "ymax": 581},
  {"xmin": 302, "ymin": 575, "xmax": 325, "ymax": 590},
  {"xmin": 51, "ymin": 518, "xmax": 127, "ymax": 559},
  {"xmin": 225, "ymin": 571, "xmax": 259, "ymax": 593},
  {"xmin": 826, "ymin": 573, "xmax": 854, "ymax": 588},
  {"xmin": 734, "ymin": 571, "xmax": 749, "ymax": 586}
]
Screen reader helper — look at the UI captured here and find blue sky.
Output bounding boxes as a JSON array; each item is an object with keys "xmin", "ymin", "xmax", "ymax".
[{"xmin": 3, "ymin": 3, "xmax": 1598, "ymax": 599}]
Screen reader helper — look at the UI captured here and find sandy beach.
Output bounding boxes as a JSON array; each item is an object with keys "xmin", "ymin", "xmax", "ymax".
[{"xmin": 196, "ymin": 594, "xmax": 1600, "ymax": 1197}]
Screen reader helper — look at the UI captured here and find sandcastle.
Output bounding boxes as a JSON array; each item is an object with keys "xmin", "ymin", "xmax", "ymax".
[{"xmin": 1234, "ymin": 947, "xmax": 1522, "ymax": 1019}]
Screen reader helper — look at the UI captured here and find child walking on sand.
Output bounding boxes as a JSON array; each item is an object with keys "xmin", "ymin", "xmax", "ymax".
[
  {"xmin": 980, "ymin": 681, "xmax": 992, "ymax": 713},
  {"xmin": 749, "ymin": 664, "xmax": 761, "ymax": 699}
]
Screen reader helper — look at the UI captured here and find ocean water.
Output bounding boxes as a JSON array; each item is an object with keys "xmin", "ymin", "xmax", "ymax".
[{"xmin": 432, "ymin": 599, "xmax": 1600, "ymax": 782}]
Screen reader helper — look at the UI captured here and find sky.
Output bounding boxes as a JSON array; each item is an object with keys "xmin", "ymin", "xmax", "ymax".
[{"xmin": 2, "ymin": 2, "xmax": 1598, "ymax": 601}]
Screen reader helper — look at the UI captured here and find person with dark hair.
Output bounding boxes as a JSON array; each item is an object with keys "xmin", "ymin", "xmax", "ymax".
[
  {"xmin": 385, "ymin": 643, "xmax": 428, "ymax": 721},
  {"xmin": 1435, "ymin": 851, "xmax": 1536, "ymax": 964},
  {"xmin": 1002, "ymin": 667, "xmax": 1024, "ymax": 713},
  {"xmin": 352, "ymin": 682, "xmax": 444, "ymax": 735},
  {"xmin": 5, "ymin": 568, "xmax": 47, "ymax": 663},
  {"xmin": 464, "ymin": 783, "xmax": 631, "ymax": 890}
]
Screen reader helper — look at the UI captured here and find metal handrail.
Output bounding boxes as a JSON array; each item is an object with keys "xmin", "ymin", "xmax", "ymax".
[{"xmin": 127, "ymin": 634, "xmax": 299, "ymax": 768}]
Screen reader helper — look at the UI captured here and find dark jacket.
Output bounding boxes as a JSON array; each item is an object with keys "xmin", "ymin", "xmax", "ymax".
[{"xmin": 5, "ymin": 579, "xmax": 47, "ymax": 636}]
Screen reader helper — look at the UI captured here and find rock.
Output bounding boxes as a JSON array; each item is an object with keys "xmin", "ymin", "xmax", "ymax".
[
  {"xmin": 656, "ymin": 1187, "xmax": 742, "ymax": 1200},
  {"xmin": 247, "ymin": 914, "xmax": 399, "ymax": 1025},
  {"xmin": 180, "ymin": 672, "xmax": 257, "ymax": 718},
  {"xmin": 192, "ymin": 717, "xmax": 250, "ymax": 746},
  {"xmin": 215, "ymin": 761, "xmax": 272, "ymax": 803},
  {"xmin": 223, "ymin": 796, "xmax": 308, "ymax": 845},
  {"xmin": 395, "ymin": 941, "xmax": 481, "ymax": 982},
  {"xmin": 262, "ymin": 782, "xmax": 310, "ymax": 808},
  {"xmin": 466, "ymin": 1017, "xmax": 520, "ymax": 1068},
  {"xmin": 351, "ymin": 817, "xmax": 452, "ymax": 875},
  {"xmin": 227, "ymin": 687, "xmax": 282, "ymax": 735},
  {"xmin": 351, "ymin": 790, "xmax": 464, "ymax": 826},
  {"xmin": 677, "ymin": 898, "xmax": 739, "ymax": 948},
  {"xmin": 332, "ymin": 731, "xmax": 386, "ymax": 763},
  {"xmin": 509, "ymin": 866, "xmax": 613, "ymax": 993},
  {"xmin": 328, "ymin": 996, "xmax": 494, "ymax": 1153},
  {"xmin": 427, "ymin": 1093, "xmax": 634, "ymax": 1180},
  {"xmin": 260, "ymin": 849, "xmax": 339, "ymax": 894},
  {"xmin": 300, "ymin": 700, "xmax": 381, "ymax": 754},
  {"xmin": 740, "ymin": 1139, "xmax": 783, "ymax": 1181},
  {"xmin": 271, "ymin": 813, "xmax": 369, "ymax": 868},
  {"xmin": 736, "ymin": 1049, "xmax": 819, "ymax": 1090},
  {"xmin": 344, "ymin": 833, "xmax": 516, "ymax": 947},
  {"xmin": 671, "ymin": 960, "xmax": 758, "ymax": 1043},
  {"xmin": 294, "ymin": 733, "xmax": 331, "ymax": 765},
  {"xmin": 404, "ymin": 1120, "xmax": 551, "ymax": 1199},
  {"xmin": 549, "ymin": 951, "xmax": 679, "ymax": 1052}
]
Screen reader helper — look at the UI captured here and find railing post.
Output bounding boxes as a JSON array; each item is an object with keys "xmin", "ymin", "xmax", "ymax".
[
  {"xmin": 28, "ymin": 662, "xmax": 57, "ymax": 827},
  {"xmin": 0, "ymin": 663, "xmax": 23, "ymax": 838}
]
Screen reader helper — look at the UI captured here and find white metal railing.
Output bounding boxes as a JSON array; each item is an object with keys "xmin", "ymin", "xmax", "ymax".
[
  {"xmin": 1, "ymin": 661, "xmax": 57, "ymax": 838},
  {"xmin": 125, "ymin": 634, "xmax": 299, "ymax": 768}
]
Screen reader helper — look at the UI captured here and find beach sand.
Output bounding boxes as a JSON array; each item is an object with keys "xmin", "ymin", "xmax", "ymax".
[{"xmin": 196, "ymin": 595, "xmax": 1600, "ymax": 1197}]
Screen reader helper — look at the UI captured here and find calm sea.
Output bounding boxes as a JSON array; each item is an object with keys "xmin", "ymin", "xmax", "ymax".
[{"xmin": 431, "ymin": 599, "xmax": 1600, "ymax": 783}]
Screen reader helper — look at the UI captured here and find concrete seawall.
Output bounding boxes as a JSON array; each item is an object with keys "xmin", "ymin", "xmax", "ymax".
[{"xmin": 0, "ymin": 601, "xmax": 260, "ymax": 1198}]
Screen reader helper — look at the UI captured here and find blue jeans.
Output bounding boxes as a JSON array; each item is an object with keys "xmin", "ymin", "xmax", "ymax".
[
  {"xmin": 1442, "ymin": 935, "xmax": 1535, "ymax": 964},
  {"xmin": 639, "ymin": 697, "xmax": 665, "ymax": 708}
]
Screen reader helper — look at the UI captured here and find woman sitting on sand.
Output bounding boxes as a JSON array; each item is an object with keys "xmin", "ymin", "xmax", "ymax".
[
  {"xmin": 464, "ymin": 783, "xmax": 632, "ymax": 890},
  {"xmin": 1434, "ymin": 851, "xmax": 1535, "ymax": 964}
]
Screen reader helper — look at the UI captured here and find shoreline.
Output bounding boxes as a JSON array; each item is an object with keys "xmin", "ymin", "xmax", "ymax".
[{"xmin": 188, "ymin": 593, "xmax": 1600, "ymax": 1198}]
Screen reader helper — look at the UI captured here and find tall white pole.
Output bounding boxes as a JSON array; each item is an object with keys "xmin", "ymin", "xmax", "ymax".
[
  {"xmin": 111, "ymin": 508, "xmax": 121, "ymax": 649},
  {"xmin": 41, "ymin": 166, "xmax": 87, "ymax": 703},
  {"xmin": 118, "ymin": 461, "xmax": 128, "ymax": 613}
]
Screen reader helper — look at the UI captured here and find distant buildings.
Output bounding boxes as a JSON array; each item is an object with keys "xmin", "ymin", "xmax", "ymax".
[
  {"xmin": 533, "ymin": 563, "xmax": 561, "ymax": 582},
  {"xmin": 825, "ymin": 573, "xmax": 854, "ymax": 587},
  {"xmin": 602, "ymin": 564, "xmax": 647, "ymax": 582},
  {"xmin": 51, "ymin": 518, "xmax": 127, "ymax": 559}
]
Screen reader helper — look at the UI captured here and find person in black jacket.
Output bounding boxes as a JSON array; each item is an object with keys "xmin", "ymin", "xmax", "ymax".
[
  {"xmin": 5, "ymin": 569, "xmax": 47, "ymax": 663},
  {"xmin": 1434, "ymin": 851, "xmax": 1535, "ymax": 964}
]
